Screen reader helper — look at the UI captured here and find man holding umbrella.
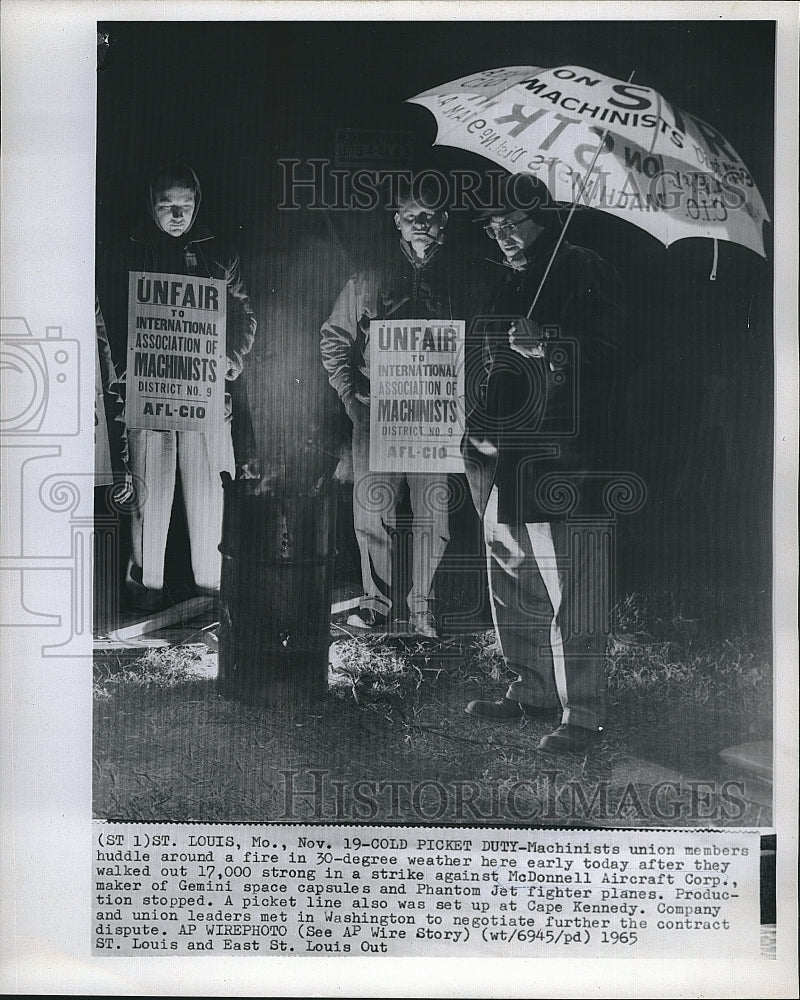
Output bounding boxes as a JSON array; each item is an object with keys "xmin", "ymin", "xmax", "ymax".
[{"xmin": 463, "ymin": 173, "xmax": 627, "ymax": 754}]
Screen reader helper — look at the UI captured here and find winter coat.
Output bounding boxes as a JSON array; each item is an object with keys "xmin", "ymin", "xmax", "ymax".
[
  {"xmin": 463, "ymin": 233, "xmax": 627, "ymax": 523},
  {"xmin": 320, "ymin": 239, "xmax": 463, "ymax": 411},
  {"xmin": 97, "ymin": 166, "xmax": 258, "ymax": 468},
  {"xmin": 100, "ymin": 217, "xmax": 257, "ymax": 380}
]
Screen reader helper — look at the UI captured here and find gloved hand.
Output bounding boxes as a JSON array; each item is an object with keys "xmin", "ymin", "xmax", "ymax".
[
  {"xmin": 111, "ymin": 471, "xmax": 134, "ymax": 504},
  {"xmin": 236, "ymin": 460, "xmax": 261, "ymax": 480},
  {"xmin": 508, "ymin": 317, "xmax": 546, "ymax": 358}
]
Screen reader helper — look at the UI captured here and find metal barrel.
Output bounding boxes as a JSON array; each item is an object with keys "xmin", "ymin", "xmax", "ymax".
[{"xmin": 217, "ymin": 474, "xmax": 334, "ymax": 709}]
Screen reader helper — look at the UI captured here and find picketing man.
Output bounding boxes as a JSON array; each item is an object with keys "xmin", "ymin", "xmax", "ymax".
[
  {"xmin": 462, "ymin": 173, "xmax": 627, "ymax": 754},
  {"xmin": 97, "ymin": 162, "xmax": 258, "ymax": 611},
  {"xmin": 320, "ymin": 175, "xmax": 466, "ymax": 639}
]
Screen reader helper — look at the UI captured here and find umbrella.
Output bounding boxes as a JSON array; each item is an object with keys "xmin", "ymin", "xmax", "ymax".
[{"xmin": 408, "ymin": 64, "xmax": 770, "ymax": 273}]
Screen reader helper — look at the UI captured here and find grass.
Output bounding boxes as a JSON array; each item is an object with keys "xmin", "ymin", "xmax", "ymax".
[
  {"xmin": 93, "ymin": 589, "xmax": 772, "ymax": 826},
  {"xmin": 606, "ymin": 589, "xmax": 772, "ymax": 770},
  {"xmin": 94, "ymin": 644, "xmax": 217, "ymax": 696}
]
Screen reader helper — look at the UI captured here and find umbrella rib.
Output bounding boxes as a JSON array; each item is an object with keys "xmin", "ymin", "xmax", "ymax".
[
  {"xmin": 649, "ymin": 87, "xmax": 661, "ymax": 156},
  {"xmin": 525, "ymin": 125, "xmax": 613, "ymax": 319},
  {"xmin": 526, "ymin": 71, "xmax": 636, "ymax": 319}
]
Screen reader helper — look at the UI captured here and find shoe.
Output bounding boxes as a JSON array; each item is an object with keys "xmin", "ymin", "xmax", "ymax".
[
  {"xmin": 126, "ymin": 587, "xmax": 166, "ymax": 613},
  {"xmin": 466, "ymin": 698, "xmax": 560, "ymax": 721},
  {"xmin": 201, "ymin": 628, "xmax": 219, "ymax": 651},
  {"xmin": 538, "ymin": 723, "xmax": 603, "ymax": 754},
  {"xmin": 346, "ymin": 609, "xmax": 389, "ymax": 631},
  {"xmin": 466, "ymin": 698, "xmax": 524, "ymax": 720},
  {"xmin": 410, "ymin": 610, "xmax": 439, "ymax": 639},
  {"xmin": 125, "ymin": 561, "xmax": 166, "ymax": 613}
]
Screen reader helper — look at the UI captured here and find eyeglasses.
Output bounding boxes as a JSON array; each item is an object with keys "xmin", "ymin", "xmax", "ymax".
[{"xmin": 483, "ymin": 220, "xmax": 521, "ymax": 241}]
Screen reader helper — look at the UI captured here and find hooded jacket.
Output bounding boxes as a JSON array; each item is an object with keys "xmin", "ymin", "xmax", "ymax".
[{"xmin": 98, "ymin": 164, "xmax": 257, "ymax": 381}]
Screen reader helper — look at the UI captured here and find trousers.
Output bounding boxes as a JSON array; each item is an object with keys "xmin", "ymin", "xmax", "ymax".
[
  {"xmin": 351, "ymin": 412, "xmax": 450, "ymax": 616},
  {"xmin": 128, "ymin": 426, "xmax": 235, "ymax": 594},
  {"xmin": 483, "ymin": 487, "xmax": 607, "ymax": 731}
]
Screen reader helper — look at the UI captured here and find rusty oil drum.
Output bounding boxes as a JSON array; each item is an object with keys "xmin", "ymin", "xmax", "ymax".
[{"xmin": 217, "ymin": 473, "xmax": 334, "ymax": 708}]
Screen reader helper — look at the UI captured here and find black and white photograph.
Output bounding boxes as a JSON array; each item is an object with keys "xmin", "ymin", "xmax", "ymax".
[
  {"xmin": 91, "ymin": 16, "xmax": 775, "ymax": 827},
  {"xmin": 1, "ymin": 0, "xmax": 798, "ymax": 994}
]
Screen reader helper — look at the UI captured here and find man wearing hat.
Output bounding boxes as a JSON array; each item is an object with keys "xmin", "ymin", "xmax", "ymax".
[{"xmin": 463, "ymin": 174, "xmax": 627, "ymax": 754}]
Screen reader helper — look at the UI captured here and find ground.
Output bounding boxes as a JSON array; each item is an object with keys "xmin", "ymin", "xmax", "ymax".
[{"xmin": 93, "ymin": 589, "xmax": 772, "ymax": 827}]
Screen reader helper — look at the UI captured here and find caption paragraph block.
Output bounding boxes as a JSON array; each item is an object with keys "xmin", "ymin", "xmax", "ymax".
[{"xmin": 94, "ymin": 824, "xmax": 761, "ymax": 958}]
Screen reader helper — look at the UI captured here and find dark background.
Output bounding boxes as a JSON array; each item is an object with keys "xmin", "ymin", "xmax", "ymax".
[{"xmin": 96, "ymin": 19, "xmax": 775, "ymax": 628}]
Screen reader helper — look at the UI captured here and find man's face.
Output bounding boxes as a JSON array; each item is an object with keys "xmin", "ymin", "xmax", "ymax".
[
  {"xmin": 394, "ymin": 200, "xmax": 447, "ymax": 258},
  {"xmin": 484, "ymin": 210, "xmax": 543, "ymax": 261},
  {"xmin": 153, "ymin": 185, "xmax": 196, "ymax": 237}
]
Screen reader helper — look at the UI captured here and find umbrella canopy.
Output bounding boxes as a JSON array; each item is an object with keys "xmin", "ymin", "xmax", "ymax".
[{"xmin": 409, "ymin": 65, "xmax": 769, "ymax": 258}]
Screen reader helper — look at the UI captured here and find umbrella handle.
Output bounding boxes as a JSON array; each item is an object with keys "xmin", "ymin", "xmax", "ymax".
[{"xmin": 710, "ymin": 239, "xmax": 719, "ymax": 281}]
